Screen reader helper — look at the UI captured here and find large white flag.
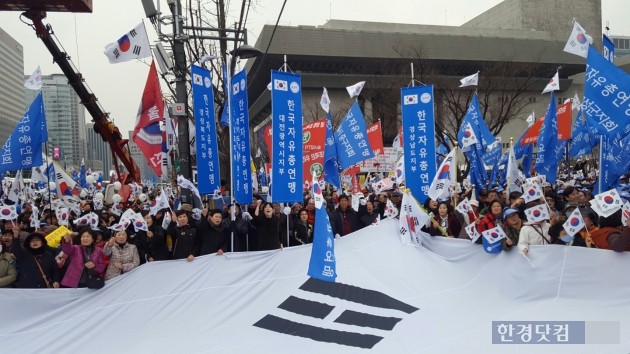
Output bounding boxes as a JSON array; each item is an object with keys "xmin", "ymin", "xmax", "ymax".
[
  {"xmin": 346, "ymin": 81, "xmax": 365, "ymax": 98},
  {"xmin": 506, "ymin": 145, "xmax": 523, "ymax": 193},
  {"xmin": 572, "ymin": 93, "xmax": 581, "ymax": 111},
  {"xmin": 53, "ymin": 161, "xmax": 82, "ymax": 214},
  {"xmin": 24, "ymin": 65, "xmax": 43, "ymax": 90},
  {"xmin": 542, "ymin": 72, "xmax": 560, "ymax": 94},
  {"xmin": 7, "ymin": 171, "xmax": 24, "ymax": 204},
  {"xmin": 459, "ymin": 72, "xmax": 478, "ymax": 88},
  {"xmin": 428, "ymin": 149, "xmax": 456, "ymax": 201},
  {"xmin": 563, "ymin": 20, "xmax": 593, "ymax": 59},
  {"xmin": 104, "ymin": 22, "xmax": 152, "ymax": 64},
  {"xmin": 399, "ymin": 190, "xmax": 430, "ymax": 246},
  {"xmin": 150, "ymin": 190, "xmax": 170, "ymax": 216},
  {"xmin": 312, "ymin": 175, "xmax": 325, "ymax": 209}
]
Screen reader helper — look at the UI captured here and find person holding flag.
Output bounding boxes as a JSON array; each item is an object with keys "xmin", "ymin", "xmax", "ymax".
[
  {"xmin": 428, "ymin": 201, "xmax": 461, "ymax": 237},
  {"xmin": 517, "ymin": 202, "xmax": 552, "ymax": 255},
  {"xmin": 501, "ymin": 208, "xmax": 524, "ymax": 251}
]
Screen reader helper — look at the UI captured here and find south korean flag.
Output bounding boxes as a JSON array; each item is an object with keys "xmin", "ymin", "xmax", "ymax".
[
  {"xmin": 403, "ymin": 94, "xmax": 418, "ymax": 105},
  {"xmin": 460, "ymin": 122, "xmax": 479, "ymax": 149},
  {"xmin": 562, "ymin": 208, "xmax": 585, "ymax": 237},
  {"xmin": 524, "ymin": 204, "xmax": 550, "ymax": 223},
  {"xmin": 595, "ymin": 189, "xmax": 623, "ymax": 213},
  {"xmin": 521, "ymin": 181, "xmax": 543, "ymax": 204}
]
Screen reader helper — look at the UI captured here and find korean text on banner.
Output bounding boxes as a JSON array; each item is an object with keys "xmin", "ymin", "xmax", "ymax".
[
  {"xmin": 271, "ymin": 71, "xmax": 303, "ymax": 202},
  {"xmin": 230, "ymin": 69, "xmax": 253, "ymax": 204},
  {"xmin": 583, "ymin": 46, "xmax": 630, "ymax": 137},
  {"xmin": 191, "ymin": 64, "xmax": 220, "ymax": 195},
  {"xmin": 302, "ymin": 119, "xmax": 327, "ymax": 185},
  {"xmin": 0, "ymin": 92, "xmax": 45, "ymax": 172},
  {"xmin": 401, "ymin": 85, "xmax": 436, "ymax": 204},
  {"xmin": 334, "ymin": 102, "xmax": 375, "ymax": 171}
]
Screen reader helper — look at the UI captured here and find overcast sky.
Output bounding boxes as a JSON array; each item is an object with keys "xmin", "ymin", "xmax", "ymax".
[{"xmin": 1, "ymin": 0, "xmax": 628, "ymax": 136}]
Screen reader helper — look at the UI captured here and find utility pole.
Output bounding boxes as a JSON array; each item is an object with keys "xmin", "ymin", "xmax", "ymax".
[{"xmin": 167, "ymin": 0, "xmax": 192, "ymax": 203}]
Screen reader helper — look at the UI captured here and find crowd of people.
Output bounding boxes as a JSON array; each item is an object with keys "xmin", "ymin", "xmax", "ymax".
[{"xmin": 1, "ymin": 170, "xmax": 629, "ymax": 290}]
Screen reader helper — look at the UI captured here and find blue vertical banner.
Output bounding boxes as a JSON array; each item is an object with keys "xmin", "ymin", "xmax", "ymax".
[
  {"xmin": 323, "ymin": 112, "xmax": 341, "ymax": 188},
  {"xmin": 401, "ymin": 85, "xmax": 436, "ymax": 203},
  {"xmin": 230, "ymin": 69, "xmax": 253, "ymax": 204},
  {"xmin": 271, "ymin": 70, "xmax": 303, "ymax": 202},
  {"xmin": 603, "ymin": 34, "xmax": 615, "ymax": 64},
  {"xmin": 307, "ymin": 204, "xmax": 336, "ymax": 282},
  {"xmin": 0, "ymin": 92, "xmax": 45, "ymax": 172},
  {"xmin": 333, "ymin": 102, "xmax": 375, "ymax": 170},
  {"xmin": 535, "ymin": 92, "xmax": 559, "ymax": 184},
  {"xmin": 191, "ymin": 64, "xmax": 220, "ymax": 195}
]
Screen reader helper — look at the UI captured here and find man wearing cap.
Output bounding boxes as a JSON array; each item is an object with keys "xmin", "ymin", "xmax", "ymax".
[{"xmin": 390, "ymin": 191, "xmax": 403, "ymax": 213}]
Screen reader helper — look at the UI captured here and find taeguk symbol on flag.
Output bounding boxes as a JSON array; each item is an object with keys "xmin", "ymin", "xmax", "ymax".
[
  {"xmin": 403, "ymin": 94, "xmax": 418, "ymax": 105},
  {"xmin": 437, "ymin": 164, "xmax": 450, "ymax": 179}
]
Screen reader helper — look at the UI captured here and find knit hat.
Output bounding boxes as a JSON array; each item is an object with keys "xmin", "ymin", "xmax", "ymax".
[{"xmin": 503, "ymin": 208, "xmax": 519, "ymax": 220}]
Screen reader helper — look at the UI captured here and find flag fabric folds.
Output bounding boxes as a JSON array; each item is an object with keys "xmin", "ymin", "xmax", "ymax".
[
  {"xmin": 535, "ymin": 92, "xmax": 559, "ymax": 184},
  {"xmin": 133, "ymin": 60, "xmax": 164, "ymax": 177},
  {"xmin": 542, "ymin": 72, "xmax": 560, "ymax": 94},
  {"xmin": 24, "ymin": 66, "xmax": 43, "ymax": 90},
  {"xmin": 399, "ymin": 190, "xmax": 430, "ymax": 245},
  {"xmin": 346, "ymin": 81, "xmax": 365, "ymax": 98},
  {"xmin": 505, "ymin": 145, "xmax": 523, "ymax": 193},
  {"xmin": 563, "ymin": 20, "xmax": 593, "ymax": 59},
  {"xmin": 459, "ymin": 72, "xmax": 479, "ymax": 87},
  {"xmin": 104, "ymin": 22, "xmax": 152, "ymax": 64},
  {"xmin": 333, "ymin": 102, "xmax": 375, "ymax": 171}
]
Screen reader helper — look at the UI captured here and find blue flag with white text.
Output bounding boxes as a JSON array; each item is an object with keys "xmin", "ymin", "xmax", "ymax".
[
  {"xmin": 334, "ymin": 102, "xmax": 374, "ymax": 171},
  {"xmin": 230, "ymin": 69, "xmax": 253, "ymax": 204},
  {"xmin": 401, "ymin": 85, "xmax": 437, "ymax": 203},
  {"xmin": 595, "ymin": 132, "xmax": 630, "ymax": 194},
  {"xmin": 307, "ymin": 204, "xmax": 336, "ymax": 282},
  {"xmin": 583, "ymin": 46, "xmax": 630, "ymax": 137},
  {"xmin": 191, "ymin": 64, "xmax": 221, "ymax": 195},
  {"xmin": 0, "ymin": 92, "xmax": 45, "ymax": 172},
  {"xmin": 271, "ymin": 70, "xmax": 303, "ymax": 202},
  {"xmin": 535, "ymin": 92, "xmax": 559, "ymax": 184},
  {"xmin": 569, "ymin": 111, "xmax": 598, "ymax": 158},
  {"xmin": 603, "ymin": 34, "xmax": 615, "ymax": 64}
]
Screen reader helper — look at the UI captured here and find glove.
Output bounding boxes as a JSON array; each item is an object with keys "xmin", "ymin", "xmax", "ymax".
[
  {"xmin": 283, "ymin": 206, "xmax": 292, "ymax": 215},
  {"xmin": 241, "ymin": 211, "xmax": 252, "ymax": 221},
  {"xmin": 335, "ymin": 233, "xmax": 340, "ymax": 239},
  {"xmin": 360, "ymin": 198, "xmax": 367, "ymax": 206}
]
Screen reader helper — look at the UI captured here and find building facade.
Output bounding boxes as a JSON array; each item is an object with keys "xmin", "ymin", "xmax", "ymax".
[
  {"xmin": 25, "ymin": 74, "xmax": 87, "ymax": 170},
  {"xmin": 85, "ymin": 122, "xmax": 113, "ymax": 173},
  {"xmin": 0, "ymin": 26, "xmax": 25, "ymax": 146},
  {"xmin": 245, "ymin": 0, "xmax": 606, "ymax": 152}
]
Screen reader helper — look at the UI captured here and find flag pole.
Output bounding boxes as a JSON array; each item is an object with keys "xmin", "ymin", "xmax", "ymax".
[
  {"xmin": 507, "ymin": 137, "xmax": 513, "ymax": 192},
  {"xmin": 45, "ymin": 141, "xmax": 52, "ymax": 220}
]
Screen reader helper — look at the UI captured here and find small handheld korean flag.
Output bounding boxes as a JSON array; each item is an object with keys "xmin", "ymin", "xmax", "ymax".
[
  {"xmin": 524, "ymin": 204, "xmax": 550, "ymax": 223},
  {"xmin": 563, "ymin": 20, "xmax": 593, "ymax": 59},
  {"xmin": 526, "ymin": 111, "xmax": 536, "ymax": 127},
  {"xmin": 460, "ymin": 122, "xmax": 479, "ymax": 149},
  {"xmin": 428, "ymin": 149, "xmax": 456, "ymax": 201},
  {"xmin": 133, "ymin": 213, "xmax": 149, "ymax": 232},
  {"xmin": 621, "ymin": 201, "xmax": 630, "ymax": 226},
  {"xmin": 30, "ymin": 205, "xmax": 40, "ymax": 229},
  {"xmin": 384, "ymin": 199, "xmax": 399, "ymax": 219},
  {"xmin": 481, "ymin": 226, "xmax": 506, "ymax": 254},
  {"xmin": 456, "ymin": 198, "xmax": 471, "ymax": 216},
  {"xmin": 595, "ymin": 189, "xmax": 623, "ymax": 214},
  {"xmin": 542, "ymin": 72, "xmax": 560, "ymax": 94},
  {"xmin": 589, "ymin": 199, "xmax": 617, "ymax": 218},
  {"xmin": 346, "ymin": 81, "xmax": 365, "ymax": 98},
  {"xmin": 459, "ymin": 72, "xmax": 479, "ymax": 88},
  {"xmin": 521, "ymin": 181, "xmax": 543, "ymax": 203},
  {"xmin": 320, "ymin": 87, "xmax": 331, "ymax": 114},
  {"xmin": 562, "ymin": 208, "xmax": 585, "ymax": 237},
  {"xmin": 465, "ymin": 223, "xmax": 481, "ymax": 243},
  {"xmin": 56, "ymin": 207, "xmax": 69, "ymax": 226},
  {"xmin": 0, "ymin": 205, "xmax": 18, "ymax": 221},
  {"xmin": 312, "ymin": 175, "xmax": 325, "ymax": 209}
]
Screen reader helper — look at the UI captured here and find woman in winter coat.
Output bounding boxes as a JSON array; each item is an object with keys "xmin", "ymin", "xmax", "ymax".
[
  {"xmin": 293, "ymin": 209, "xmax": 313, "ymax": 245},
  {"xmin": 252, "ymin": 200, "xmax": 282, "ymax": 250},
  {"xmin": 477, "ymin": 200, "xmax": 504, "ymax": 233},
  {"xmin": 0, "ymin": 244, "xmax": 17, "ymax": 288},
  {"xmin": 60, "ymin": 227, "xmax": 106, "ymax": 288},
  {"xmin": 429, "ymin": 201, "xmax": 462, "ymax": 237},
  {"xmin": 143, "ymin": 213, "xmax": 170, "ymax": 261},
  {"xmin": 102, "ymin": 230, "xmax": 140, "ymax": 280},
  {"xmin": 12, "ymin": 231, "xmax": 59, "ymax": 288}
]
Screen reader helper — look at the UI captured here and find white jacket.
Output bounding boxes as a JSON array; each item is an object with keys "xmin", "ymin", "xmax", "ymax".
[{"xmin": 517, "ymin": 222, "xmax": 551, "ymax": 252}]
